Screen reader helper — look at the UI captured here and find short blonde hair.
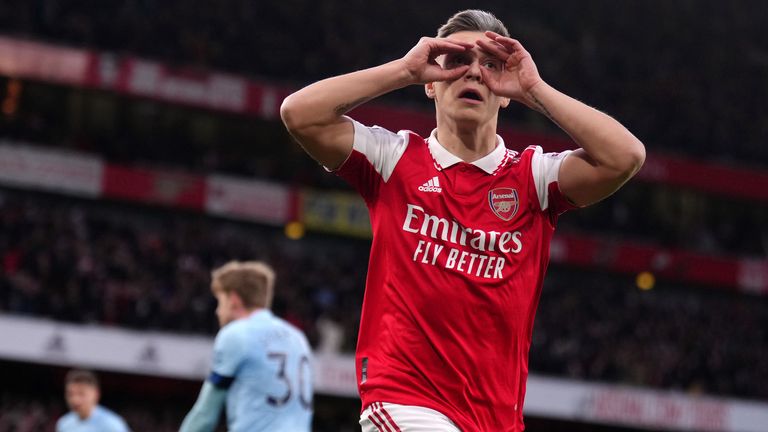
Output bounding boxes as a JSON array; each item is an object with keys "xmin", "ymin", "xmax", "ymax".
[{"xmin": 211, "ymin": 261, "xmax": 275, "ymax": 309}]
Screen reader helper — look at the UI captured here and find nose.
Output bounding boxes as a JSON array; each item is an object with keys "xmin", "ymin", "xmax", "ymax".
[{"xmin": 464, "ymin": 59, "xmax": 482, "ymax": 82}]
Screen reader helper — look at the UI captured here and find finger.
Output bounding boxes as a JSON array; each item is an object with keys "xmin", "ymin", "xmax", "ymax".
[
  {"xmin": 485, "ymin": 30, "xmax": 503, "ymax": 40},
  {"xmin": 484, "ymin": 31, "xmax": 517, "ymax": 47},
  {"xmin": 434, "ymin": 64, "xmax": 470, "ymax": 81},
  {"xmin": 451, "ymin": 40, "xmax": 476, "ymax": 49},
  {"xmin": 479, "ymin": 70, "xmax": 509, "ymax": 99},
  {"xmin": 429, "ymin": 38, "xmax": 473, "ymax": 54},
  {"xmin": 429, "ymin": 45, "xmax": 471, "ymax": 60},
  {"xmin": 479, "ymin": 68, "xmax": 500, "ymax": 93},
  {"xmin": 486, "ymin": 34, "xmax": 529, "ymax": 57},
  {"xmin": 484, "ymin": 30, "xmax": 518, "ymax": 43},
  {"xmin": 476, "ymin": 39, "xmax": 511, "ymax": 60}
]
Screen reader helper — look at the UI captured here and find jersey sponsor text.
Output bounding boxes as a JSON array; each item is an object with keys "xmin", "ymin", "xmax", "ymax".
[{"xmin": 402, "ymin": 203, "xmax": 523, "ymax": 280}]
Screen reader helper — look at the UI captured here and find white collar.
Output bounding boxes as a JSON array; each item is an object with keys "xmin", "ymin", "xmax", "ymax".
[{"xmin": 427, "ymin": 129, "xmax": 508, "ymax": 174}]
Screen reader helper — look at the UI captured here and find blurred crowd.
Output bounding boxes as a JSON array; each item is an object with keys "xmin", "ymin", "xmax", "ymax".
[
  {"xmin": 0, "ymin": 396, "xmax": 358, "ymax": 432},
  {"xmin": 0, "ymin": 189, "xmax": 366, "ymax": 351},
  {"xmin": 0, "ymin": 393, "xmax": 57, "ymax": 432},
  {"xmin": 0, "ymin": 2, "xmax": 767, "ymax": 428},
  {"xmin": 0, "ymin": 389, "xmax": 614, "ymax": 432},
  {"xmin": 533, "ymin": 270, "xmax": 768, "ymax": 400},
  {"xmin": 0, "ymin": 362, "xmax": 362, "ymax": 432},
  {"xmin": 2, "ymin": 80, "xmax": 766, "ymax": 259},
  {"xmin": 0, "ymin": 393, "xmax": 190, "ymax": 432},
  {"xmin": 1, "ymin": 188, "xmax": 766, "ymax": 400},
  {"xmin": 0, "ymin": 79, "xmax": 349, "ymax": 190},
  {"xmin": 1, "ymin": 1, "xmax": 767, "ymax": 164},
  {"xmin": 559, "ymin": 183, "xmax": 768, "ymax": 257}
]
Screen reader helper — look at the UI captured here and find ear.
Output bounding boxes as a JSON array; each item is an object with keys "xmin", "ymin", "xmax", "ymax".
[
  {"xmin": 229, "ymin": 292, "xmax": 245, "ymax": 310},
  {"xmin": 425, "ymin": 83, "xmax": 436, "ymax": 100},
  {"xmin": 500, "ymin": 97, "xmax": 511, "ymax": 108}
]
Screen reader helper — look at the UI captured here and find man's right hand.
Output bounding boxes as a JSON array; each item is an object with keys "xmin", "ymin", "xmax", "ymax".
[
  {"xmin": 281, "ymin": 36, "xmax": 472, "ymax": 170},
  {"xmin": 400, "ymin": 37, "xmax": 473, "ymax": 85}
]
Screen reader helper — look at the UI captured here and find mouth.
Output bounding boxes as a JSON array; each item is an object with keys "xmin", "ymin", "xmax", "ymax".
[{"xmin": 458, "ymin": 89, "xmax": 484, "ymax": 104}]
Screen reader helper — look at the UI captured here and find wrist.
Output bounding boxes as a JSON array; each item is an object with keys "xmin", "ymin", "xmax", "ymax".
[
  {"xmin": 389, "ymin": 58, "xmax": 420, "ymax": 87},
  {"xmin": 523, "ymin": 80, "xmax": 552, "ymax": 113}
]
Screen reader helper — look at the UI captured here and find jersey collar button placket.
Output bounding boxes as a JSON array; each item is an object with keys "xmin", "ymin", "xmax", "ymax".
[{"xmin": 455, "ymin": 163, "xmax": 474, "ymax": 195}]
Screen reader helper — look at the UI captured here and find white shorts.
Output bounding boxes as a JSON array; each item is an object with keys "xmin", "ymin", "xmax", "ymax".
[{"xmin": 359, "ymin": 402, "xmax": 461, "ymax": 432}]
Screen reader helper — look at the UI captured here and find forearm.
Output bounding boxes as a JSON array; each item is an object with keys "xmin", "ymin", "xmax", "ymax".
[
  {"xmin": 180, "ymin": 406, "xmax": 219, "ymax": 432},
  {"xmin": 526, "ymin": 82, "xmax": 645, "ymax": 174},
  {"xmin": 179, "ymin": 382, "xmax": 226, "ymax": 432},
  {"xmin": 281, "ymin": 59, "xmax": 413, "ymax": 130}
]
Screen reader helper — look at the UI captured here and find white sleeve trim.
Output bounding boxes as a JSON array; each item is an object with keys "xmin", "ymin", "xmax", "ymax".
[
  {"xmin": 530, "ymin": 146, "xmax": 572, "ymax": 211},
  {"xmin": 348, "ymin": 119, "xmax": 409, "ymax": 182}
]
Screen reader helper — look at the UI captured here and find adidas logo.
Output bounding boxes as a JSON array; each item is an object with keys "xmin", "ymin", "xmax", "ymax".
[{"xmin": 418, "ymin": 176, "xmax": 442, "ymax": 193}]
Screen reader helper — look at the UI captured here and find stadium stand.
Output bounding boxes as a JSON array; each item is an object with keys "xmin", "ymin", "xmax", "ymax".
[
  {"xmin": 1, "ymin": 188, "xmax": 766, "ymax": 402},
  {"xmin": 0, "ymin": 1, "xmax": 766, "ymax": 164},
  {"xmin": 0, "ymin": 1, "xmax": 766, "ymax": 430},
  {"xmin": 2, "ymin": 79, "xmax": 767, "ymax": 258}
]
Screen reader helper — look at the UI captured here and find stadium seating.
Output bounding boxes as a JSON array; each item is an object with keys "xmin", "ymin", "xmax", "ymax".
[{"xmin": 0, "ymin": 1, "xmax": 766, "ymax": 430}]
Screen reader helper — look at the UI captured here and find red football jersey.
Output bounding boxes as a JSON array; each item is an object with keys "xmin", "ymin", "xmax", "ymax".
[{"xmin": 335, "ymin": 119, "xmax": 575, "ymax": 432}]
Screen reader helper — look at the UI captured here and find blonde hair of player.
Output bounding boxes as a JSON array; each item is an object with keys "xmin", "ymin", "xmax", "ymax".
[{"xmin": 210, "ymin": 261, "xmax": 275, "ymax": 326}]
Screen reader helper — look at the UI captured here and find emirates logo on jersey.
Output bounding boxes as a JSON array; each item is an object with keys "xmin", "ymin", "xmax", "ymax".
[{"xmin": 489, "ymin": 187, "xmax": 519, "ymax": 221}]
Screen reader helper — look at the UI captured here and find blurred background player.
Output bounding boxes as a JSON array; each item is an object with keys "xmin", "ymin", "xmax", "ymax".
[
  {"xmin": 56, "ymin": 369, "xmax": 131, "ymax": 432},
  {"xmin": 281, "ymin": 9, "xmax": 644, "ymax": 432},
  {"xmin": 180, "ymin": 261, "xmax": 313, "ymax": 432}
]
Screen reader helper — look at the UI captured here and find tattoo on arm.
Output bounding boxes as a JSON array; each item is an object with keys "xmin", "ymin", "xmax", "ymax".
[
  {"xmin": 532, "ymin": 94, "xmax": 554, "ymax": 120},
  {"xmin": 334, "ymin": 97, "xmax": 370, "ymax": 116}
]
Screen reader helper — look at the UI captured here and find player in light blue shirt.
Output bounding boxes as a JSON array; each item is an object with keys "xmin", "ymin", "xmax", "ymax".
[
  {"xmin": 56, "ymin": 369, "xmax": 131, "ymax": 432},
  {"xmin": 180, "ymin": 261, "xmax": 313, "ymax": 432}
]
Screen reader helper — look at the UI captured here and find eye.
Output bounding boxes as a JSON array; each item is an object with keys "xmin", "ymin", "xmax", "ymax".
[
  {"xmin": 483, "ymin": 59, "xmax": 501, "ymax": 70},
  {"xmin": 445, "ymin": 54, "xmax": 470, "ymax": 67}
]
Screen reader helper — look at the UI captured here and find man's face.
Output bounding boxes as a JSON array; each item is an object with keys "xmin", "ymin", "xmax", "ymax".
[
  {"xmin": 429, "ymin": 31, "xmax": 509, "ymax": 126},
  {"xmin": 214, "ymin": 288, "xmax": 236, "ymax": 327},
  {"xmin": 65, "ymin": 382, "xmax": 99, "ymax": 418}
]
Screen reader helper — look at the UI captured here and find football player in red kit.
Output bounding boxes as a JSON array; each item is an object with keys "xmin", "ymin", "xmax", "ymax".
[{"xmin": 281, "ymin": 9, "xmax": 644, "ymax": 432}]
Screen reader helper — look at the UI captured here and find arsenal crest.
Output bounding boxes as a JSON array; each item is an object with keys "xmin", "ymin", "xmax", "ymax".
[{"xmin": 488, "ymin": 187, "xmax": 519, "ymax": 221}]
